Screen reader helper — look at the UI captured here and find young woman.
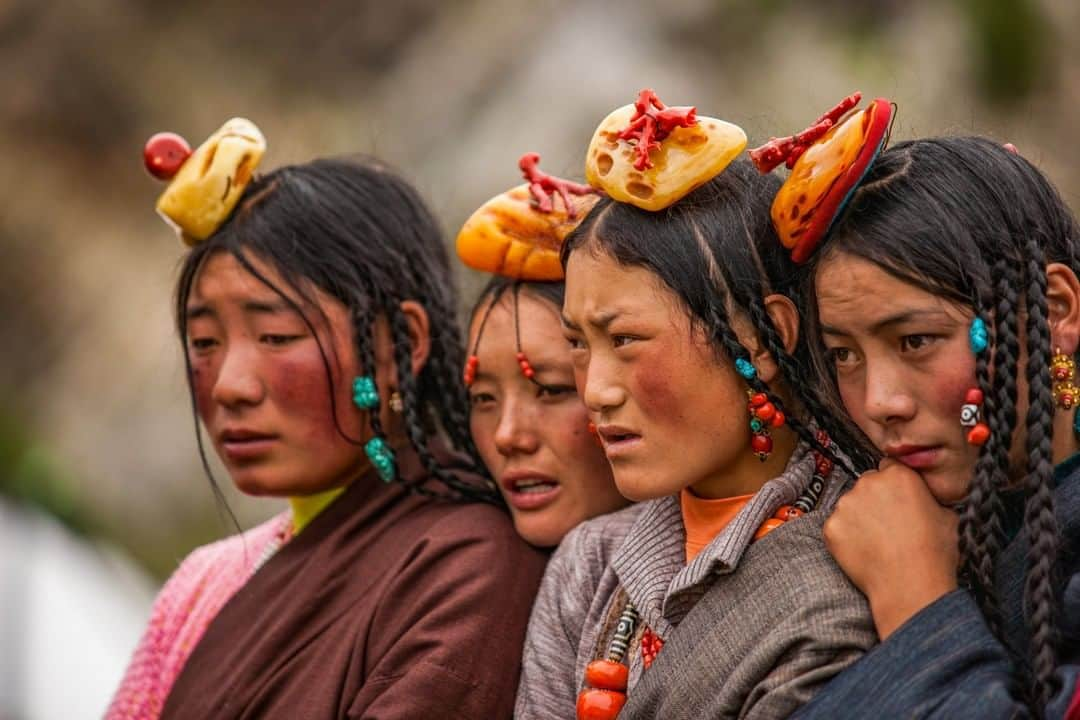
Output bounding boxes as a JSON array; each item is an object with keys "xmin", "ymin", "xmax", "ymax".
[
  {"xmin": 109, "ymin": 122, "xmax": 547, "ymax": 719},
  {"xmin": 465, "ymin": 278, "xmax": 630, "ymax": 547},
  {"xmin": 772, "ymin": 133, "xmax": 1080, "ymax": 718},
  {"xmin": 456, "ymin": 158, "xmax": 630, "ymax": 548},
  {"xmin": 515, "ymin": 93, "xmax": 877, "ymax": 720}
]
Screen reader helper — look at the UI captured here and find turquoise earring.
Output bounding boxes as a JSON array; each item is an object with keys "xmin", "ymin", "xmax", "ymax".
[
  {"xmin": 365, "ymin": 437, "xmax": 396, "ymax": 482},
  {"xmin": 352, "ymin": 376, "xmax": 379, "ymax": 410}
]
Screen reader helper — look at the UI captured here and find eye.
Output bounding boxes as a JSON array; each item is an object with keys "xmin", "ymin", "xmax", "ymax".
[
  {"xmin": 826, "ymin": 346, "xmax": 859, "ymax": 370},
  {"xmin": 565, "ymin": 335, "xmax": 586, "ymax": 351},
  {"xmin": 613, "ymin": 335, "xmax": 636, "ymax": 348},
  {"xmin": 260, "ymin": 333, "xmax": 302, "ymax": 347},
  {"xmin": 469, "ymin": 391, "xmax": 496, "ymax": 408},
  {"xmin": 189, "ymin": 337, "xmax": 218, "ymax": 352},
  {"xmin": 537, "ymin": 384, "xmax": 576, "ymax": 400},
  {"xmin": 899, "ymin": 334, "xmax": 937, "ymax": 352}
]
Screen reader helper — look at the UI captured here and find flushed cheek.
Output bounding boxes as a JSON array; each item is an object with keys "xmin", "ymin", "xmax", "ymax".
[
  {"xmin": 270, "ymin": 356, "xmax": 343, "ymax": 445},
  {"xmin": 190, "ymin": 363, "xmax": 216, "ymax": 423},
  {"xmin": 629, "ymin": 348, "xmax": 683, "ymax": 429}
]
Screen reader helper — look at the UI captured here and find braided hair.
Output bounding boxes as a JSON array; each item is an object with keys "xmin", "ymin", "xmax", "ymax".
[
  {"xmin": 806, "ymin": 136, "xmax": 1079, "ymax": 712},
  {"xmin": 175, "ymin": 156, "xmax": 498, "ymax": 505},
  {"xmin": 559, "ymin": 159, "xmax": 869, "ymax": 480}
]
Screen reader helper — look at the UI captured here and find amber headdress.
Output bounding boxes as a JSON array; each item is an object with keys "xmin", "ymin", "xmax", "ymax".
[
  {"xmin": 143, "ymin": 118, "xmax": 267, "ymax": 245},
  {"xmin": 750, "ymin": 92, "xmax": 893, "ymax": 263}
]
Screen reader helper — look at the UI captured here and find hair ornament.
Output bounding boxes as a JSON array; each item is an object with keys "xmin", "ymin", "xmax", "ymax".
[
  {"xmin": 754, "ymin": 92, "xmax": 893, "ymax": 264},
  {"xmin": 144, "ymin": 118, "xmax": 267, "ymax": 246},
  {"xmin": 455, "ymin": 152, "xmax": 600, "ymax": 281},
  {"xmin": 584, "ymin": 88, "xmax": 747, "ymax": 212}
]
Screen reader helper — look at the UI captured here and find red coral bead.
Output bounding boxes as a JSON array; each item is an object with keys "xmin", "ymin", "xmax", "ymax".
[
  {"xmin": 576, "ymin": 689, "xmax": 626, "ymax": 720},
  {"xmin": 754, "ymin": 403, "xmax": 776, "ymax": 422},
  {"xmin": 964, "ymin": 388, "xmax": 984, "ymax": 405},
  {"xmin": 815, "ymin": 457, "xmax": 834, "ymax": 476},
  {"xmin": 770, "ymin": 411, "xmax": 786, "ymax": 428},
  {"xmin": 967, "ymin": 423, "xmax": 990, "ymax": 446},
  {"xmin": 524, "ymin": 368, "xmax": 535, "ymax": 379},
  {"xmin": 751, "ymin": 433, "xmax": 773, "ymax": 455},
  {"xmin": 143, "ymin": 132, "xmax": 192, "ymax": 180},
  {"xmin": 584, "ymin": 660, "xmax": 629, "ymax": 692},
  {"xmin": 749, "ymin": 393, "xmax": 768, "ymax": 407}
]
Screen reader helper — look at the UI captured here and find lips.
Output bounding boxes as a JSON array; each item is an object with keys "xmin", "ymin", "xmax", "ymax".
[
  {"xmin": 500, "ymin": 471, "xmax": 561, "ymax": 511},
  {"xmin": 218, "ymin": 428, "xmax": 279, "ymax": 461},
  {"xmin": 596, "ymin": 424, "xmax": 642, "ymax": 459},
  {"xmin": 884, "ymin": 443, "xmax": 943, "ymax": 471}
]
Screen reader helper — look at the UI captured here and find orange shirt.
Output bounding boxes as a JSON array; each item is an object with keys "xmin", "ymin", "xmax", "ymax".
[{"xmin": 680, "ymin": 489, "xmax": 754, "ymax": 563}]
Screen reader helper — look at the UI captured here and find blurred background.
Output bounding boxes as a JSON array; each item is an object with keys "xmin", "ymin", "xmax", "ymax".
[{"xmin": 1, "ymin": 0, "xmax": 1077, "ymax": 716}]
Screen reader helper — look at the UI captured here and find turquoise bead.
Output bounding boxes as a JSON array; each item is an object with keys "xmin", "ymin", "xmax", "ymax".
[
  {"xmin": 969, "ymin": 318, "xmax": 988, "ymax": 354},
  {"xmin": 735, "ymin": 358, "xmax": 757, "ymax": 380},
  {"xmin": 352, "ymin": 376, "xmax": 379, "ymax": 410},
  {"xmin": 750, "ymin": 418, "xmax": 764, "ymax": 432},
  {"xmin": 365, "ymin": 436, "xmax": 396, "ymax": 482}
]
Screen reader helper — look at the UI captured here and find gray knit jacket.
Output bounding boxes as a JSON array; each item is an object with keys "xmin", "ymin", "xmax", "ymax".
[{"xmin": 514, "ymin": 444, "xmax": 876, "ymax": 719}]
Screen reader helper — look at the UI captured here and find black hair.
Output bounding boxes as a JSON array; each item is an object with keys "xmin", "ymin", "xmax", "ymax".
[
  {"xmin": 174, "ymin": 155, "xmax": 498, "ymax": 505},
  {"xmin": 559, "ymin": 159, "xmax": 874, "ymax": 478},
  {"xmin": 807, "ymin": 136, "xmax": 1079, "ymax": 712},
  {"xmin": 466, "ymin": 276, "xmax": 567, "ymax": 394}
]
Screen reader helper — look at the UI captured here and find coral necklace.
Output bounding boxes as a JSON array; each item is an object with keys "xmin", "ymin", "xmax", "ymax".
[{"xmin": 575, "ymin": 433, "xmax": 834, "ymax": 720}]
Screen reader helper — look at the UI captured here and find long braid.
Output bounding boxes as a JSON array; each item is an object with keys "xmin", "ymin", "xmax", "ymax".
[
  {"xmin": 689, "ymin": 218, "xmax": 855, "ymax": 476},
  {"xmin": 958, "ymin": 295, "xmax": 1004, "ymax": 636},
  {"xmin": 736, "ymin": 277, "xmax": 875, "ymax": 476},
  {"xmin": 702, "ymin": 301, "xmax": 839, "ymax": 472},
  {"xmin": 387, "ymin": 305, "xmax": 500, "ymax": 504},
  {"xmin": 1022, "ymin": 235, "xmax": 1061, "ymax": 712}
]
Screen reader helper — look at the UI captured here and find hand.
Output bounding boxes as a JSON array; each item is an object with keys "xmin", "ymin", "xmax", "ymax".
[{"xmin": 823, "ymin": 459, "xmax": 960, "ymax": 640}]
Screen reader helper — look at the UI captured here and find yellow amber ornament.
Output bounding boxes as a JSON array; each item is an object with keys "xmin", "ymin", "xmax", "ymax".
[
  {"xmin": 156, "ymin": 117, "xmax": 266, "ymax": 245},
  {"xmin": 585, "ymin": 105, "xmax": 747, "ymax": 212},
  {"xmin": 455, "ymin": 183, "xmax": 599, "ymax": 280}
]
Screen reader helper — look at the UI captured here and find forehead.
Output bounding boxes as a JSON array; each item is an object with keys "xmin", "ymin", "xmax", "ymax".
[
  {"xmin": 470, "ymin": 291, "xmax": 566, "ymax": 354},
  {"xmin": 815, "ymin": 252, "xmax": 966, "ymax": 330},
  {"xmin": 563, "ymin": 249, "xmax": 676, "ymax": 321},
  {"xmin": 189, "ymin": 251, "xmax": 291, "ymax": 304}
]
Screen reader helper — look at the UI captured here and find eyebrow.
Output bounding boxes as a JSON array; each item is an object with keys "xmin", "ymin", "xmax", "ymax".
[
  {"xmin": 185, "ymin": 299, "xmax": 294, "ymax": 320},
  {"xmin": 820, "ymin": 309, "xmax": 953, "ymax": 336},
  {"xmin": 561, "ymin": 310, "xmax": 619, "ymax": 331}
]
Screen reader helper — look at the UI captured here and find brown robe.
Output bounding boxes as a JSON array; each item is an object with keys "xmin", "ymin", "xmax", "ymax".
[{"xmin": 161, "ymin": 448, "xmax": 547, "ymax": 719}]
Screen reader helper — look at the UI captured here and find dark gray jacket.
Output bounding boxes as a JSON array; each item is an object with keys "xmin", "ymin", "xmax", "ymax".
[{"xmin": 789, "ymin": 454, "xmax": 1080, "ymax": 719}]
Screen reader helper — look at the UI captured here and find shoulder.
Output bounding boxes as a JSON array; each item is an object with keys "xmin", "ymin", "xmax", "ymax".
[
  {"xmin": 163, "ymin": 512, "xmax": 286, "ymax": 592},
  {"xmin": 732, "ymin": 511, "xmax": 868, "ymax": 615}
]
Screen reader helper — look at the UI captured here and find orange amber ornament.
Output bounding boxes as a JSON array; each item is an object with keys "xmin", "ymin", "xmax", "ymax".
[
  {"xmin": 577, "ymin": 688, "xmax": 627, "ymax": 720},
  {"xmin": 770, "ymin": 97, "xmax": 892, "ymax": 263}
]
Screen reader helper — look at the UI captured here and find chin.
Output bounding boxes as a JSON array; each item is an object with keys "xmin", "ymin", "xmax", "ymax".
[
  {"xmin": 513, "ymin": 516, "xmax": 567, "ymax": 549},
  {"xmin": 613, "ymin": 473, "xmax": 670, "ymax": 503},
  {"xmin": 923, "ymin": 471, "xmax": 970, "ymax": 508}
]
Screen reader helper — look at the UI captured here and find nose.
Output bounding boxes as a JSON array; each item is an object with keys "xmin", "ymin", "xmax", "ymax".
[
  {"xmin": 862, "ymin": 358, "xmax": 917, "ymax": 427},
  {"xmin": 492, "ymin": 397, "xmax": 540, "ymax": 457},
  {"xmin": 581, "ymin": 353, "xmax": 624, "ymax": 415},
  {"xmin": 210, "ymin": 344, "xmax": 265, "ymax": 408}
]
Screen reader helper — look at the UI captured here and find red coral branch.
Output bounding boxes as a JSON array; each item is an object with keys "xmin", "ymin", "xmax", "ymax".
[
  {"xmin": 518, "ymin": 152, "xmax": 597, "ymax": 218},
  {"xmin": 749, "ymin": 92, "xmax": 862, "ymax": 173},
  {"xmin": 616, "ymin": 89, "xmax": 697, "ymax": 171}
]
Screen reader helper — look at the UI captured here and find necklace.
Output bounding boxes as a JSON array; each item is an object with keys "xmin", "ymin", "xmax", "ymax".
[{"xmin": 575, "ymin": 433, "xmax": 835, "ymax": 720}]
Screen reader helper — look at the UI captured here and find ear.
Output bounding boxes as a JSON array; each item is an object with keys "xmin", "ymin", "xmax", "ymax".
[
  {"xmin": 1048, "ymin": 262, "xmax": 1080, "ymax": 355},
  {"xmin": 398, "ymin": 300, "xmax": 432, "ymax": 378},
  {"xmin": 743, "ymin": 294, "xmax": 800, "ymax": 385}
]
